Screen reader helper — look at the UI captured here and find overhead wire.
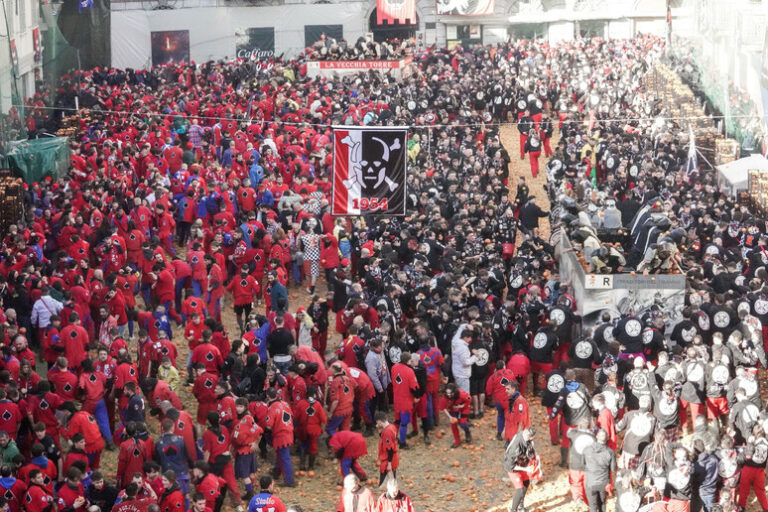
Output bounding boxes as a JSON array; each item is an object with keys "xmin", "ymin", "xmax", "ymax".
[{"xmin": 9, "ymin": 103, "xmax": 764, "ymax": 130}]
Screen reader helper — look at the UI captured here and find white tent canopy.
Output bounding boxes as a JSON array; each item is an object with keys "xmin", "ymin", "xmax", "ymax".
[{"xmin": 716, "ymin": 154, "xmax": 768, "ymax": 195}]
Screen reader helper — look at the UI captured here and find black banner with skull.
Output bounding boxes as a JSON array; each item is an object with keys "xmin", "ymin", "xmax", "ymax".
[{"xmin": 332, "ymin": 127, "xmax": 407, "ymax": 216}]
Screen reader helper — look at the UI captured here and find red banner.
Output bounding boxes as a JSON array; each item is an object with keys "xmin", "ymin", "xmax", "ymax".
[{"xmin": 377, "ymin": 0, "xmax": 416, "ymax": 25}]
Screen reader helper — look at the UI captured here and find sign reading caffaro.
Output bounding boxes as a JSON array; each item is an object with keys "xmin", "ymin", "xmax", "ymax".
[
  {"xmin": 236, "ymin": 48, "xmax": 275, "ymax": 61},
  {"xmin": 235, "ymin": 27, "xmax": 275, "ymax": 62}
]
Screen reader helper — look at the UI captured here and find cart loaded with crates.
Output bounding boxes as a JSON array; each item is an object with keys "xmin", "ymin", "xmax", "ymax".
[{"xmin": 0, "ymin": 169, "xmax": 26, "ymax": 234}]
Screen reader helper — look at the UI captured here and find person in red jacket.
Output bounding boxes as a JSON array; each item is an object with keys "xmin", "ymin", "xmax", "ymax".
[
  {"xmin": 23, "ymin": 469, "xmax": 55, "ymax": 512},
  {"xmin": 0, "ymin": 389, "xmax": 21, "ymax": 440},
  {"xmin": 328, "ymin": 430, "xmax": 368, "ymax": 482},
  {"xmin": 202, "ymin": 412, "xmax": 242, "ymax": 509},
  {"xmin": 60, "ymin": 402, "xmax": 105, "ymax": 469},
  {"xmin": 440, "ymin": 383, "xmax": 472, "ymax": 448},
  {"xmin": 293, "ymin": 386, "xmax": 326, "ymax": 472},
  {"xmin": 391, "ymin": 354, "xmax": 419, "ymax": 448},
  {"xmin": 592, "ymin": 394, "xmax": 616, "ymax": 452},
  {"xmin": 57, "ymin": 467, "xmax": 86, "ymax": 511},
  {"xmin": 192, "ymin": 364, "xmax": 219, "ymax": 425},
  {"xmin": 226, "ymin": 265, "xmax": 260, "ymax": 334},
  {"xmin": 77, "ymin": 358, "xmax": 114, "ymax": 447},
  {"xmin": 155, "ymin": 204, "xmax": 176, "ymax": 257},
  {"xmin": 319, "ymin": 234, "xmax": 340, "ymax": 280},
  {"xmin": 265, "ymin": 387, "xmax": 294, "ymax": 487},
  {"xmin": 18, "ymin": 443, "xmax": 57, "ymax": 494},
  {"xmin": 504, "ymin": 381, "xmax": 530, "ymax": 441},
  {"xmin": 191, "ymin": 461, "xmax": 223, "ymax": 512},
  {"xmin": 326, "ymin": 363, "xmax": 355, "ymax": 438},
  {"xmin": 0, "ymin": 465, "xmax": 26, "ymax": 512},
  {"xmin": 486, "ymin": 360, "xmax": 518, "ymax": 440},
  {"xmin": 336, "ymin": 329, "xmax": 365, "ymax": 369},
  {"xmin": 205, "ymin": 254, "xmax": 225, "ymax": 321},
  {"xmin": 348, "ymin": 366, "xmax": 376, "ymax": 436},
  {"xmin": 46, "ymin": 357, "xmax": 78, "ymax": 402},
  {"xmin": 26, "ymin": 381, "xmax": 63, "ymax": 442},
  {"xmin": 375, "ymin": 412, "xmax": 399, "ymax": 486},
  {"xmin": 116, "ymin": 423, "xmax": 151, "ymax": 488},
  {"xmin": 159, "ymin": 470, "xmax": 185, "ymax": 512},
  {"xmin": 62, "ymin": 434, "xmax": 90, "ymax": 475},
  {"xmin": 191, "ymin": 334, "xmax": 223, "ymax": 374},
  {"xmin": 151, "ymin": 262, "xmax": 178, "ymax": 323},
  {"xmin": 59, "ymin": 313, "xmax": 89, "ymax": 371},
  {"xmin": 231, "ymin": 397, "xmax": 263, "ymax": 500}
]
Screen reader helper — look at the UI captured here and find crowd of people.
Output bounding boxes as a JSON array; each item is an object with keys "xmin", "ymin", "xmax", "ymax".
[
  {"xmin": 305, "ymin": 35, "xmax": 416, "ymax": 62},
  {"xmin": 0, "ymin": 32, "xmax": 767, "ymax": 512}
]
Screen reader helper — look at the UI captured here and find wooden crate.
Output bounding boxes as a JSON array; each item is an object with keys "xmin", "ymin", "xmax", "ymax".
[{"xmin": 715, "ymin": 139, "xmax": 740, "ymax": 166}]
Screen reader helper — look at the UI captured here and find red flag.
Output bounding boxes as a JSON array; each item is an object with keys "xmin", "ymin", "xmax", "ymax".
[{"xmin": 377, "ymin": 0, "xmax": 415, "ymax": 25}]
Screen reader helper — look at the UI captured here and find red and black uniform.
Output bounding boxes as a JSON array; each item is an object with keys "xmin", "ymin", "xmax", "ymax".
[
  {"xmin": 377, "ymin": 422, "xmax": 399, "ymax": 485},
  {"xmin": 116, "ymin": 436, "xmax": 150, "ymax": 487},
  {"xmin": 27, "ymin": 391, "xmax": 63, "ymax": 441},
  {"xmin": 191, "ymin": 343, "xmax": 223, "ymax": 375},
  {"xmin": 0, "ymin": 476, "xmax": 26, "ymax": 512},
  {"xmin": 327, "ymin": 374, "xmax": 355, "ymax": 434},
  {"xmin": 23, "ymin": 482, "xmax": 55, "ymax": 512},
  {"xmin": 202, "ymin": 426, "xmax": 240, "ymax": 506},
  {"xmin": 440, "ymin": 389, "xmax": 472, "ymax": 446},
  {"xmin": 294, "ymin": 397, "xmax": 326, "ymax": 456},
  {"xmin": 159, "ymin": 485, "xmax": 185, "ymax": 512},
  {"xmin": 62, "ymin": 410, "xmax": 105, "ymax": 468},
  {"xmin": 193, "ymin": 371, "xmax": 219, "ymax": 424},
  {"xmin": 328, "ymin": 430, "xmax": 368, "ymax": 481},
  {"xmin": 195, "ymin": 472, "xmax": 223, "ymax": 511}
]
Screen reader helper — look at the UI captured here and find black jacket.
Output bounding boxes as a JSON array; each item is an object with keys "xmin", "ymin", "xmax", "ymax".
[
  {"xmin": 519, "ymin": 201, "xmax": 548, "ymax": 231},
  {"xmin": 583, "ymin": 443, "xmax": 616, "ymax": 489}
]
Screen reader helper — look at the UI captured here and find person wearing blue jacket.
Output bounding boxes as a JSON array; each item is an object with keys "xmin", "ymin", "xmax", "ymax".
[{"xmin": 155, "ymin": 419, "xmax": 192, "ymax": 497}]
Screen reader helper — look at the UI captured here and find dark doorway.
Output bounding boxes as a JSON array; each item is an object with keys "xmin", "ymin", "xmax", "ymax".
[{"xmin": 369, "ymin": 9, "xmax": 419, "ymax": 42}]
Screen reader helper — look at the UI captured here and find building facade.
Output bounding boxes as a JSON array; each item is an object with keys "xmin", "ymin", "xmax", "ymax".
[
  {"xmin": 0, "ymin": 0, "xmax": 42, "ymax": 112},
  {"xmin": 110, "ymin": 0, "xmax": 693, "ymax": 68}
]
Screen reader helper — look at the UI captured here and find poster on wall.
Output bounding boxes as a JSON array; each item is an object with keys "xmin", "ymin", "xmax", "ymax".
[
  {"xmin": 9, "ymin": 40, "xmax": 18, "ymax": 74},
  {"xmin": 151, "ymin": 30, "xmax": 190, "ymax": 66},
  {"xmin": 304, "ymin": 25, "xmax": 343, "ymax": 48},
  {"xmin": 32, "ymin": 28, "xmax": 41, "ymax": 62},
  {"xmin": 332, "ymin": 127, "xmax": 407, "ymax": 216},
  {"xmin": 436, "ymin": 0, "xmax": 494, "ymax": 16},
  {"xmin": 376, "ymin": 0, "xmax": 416, "ymax": 25},
  {"xmin": 235, "ymin": 27, "xmax": 275, "ymax": 61}
]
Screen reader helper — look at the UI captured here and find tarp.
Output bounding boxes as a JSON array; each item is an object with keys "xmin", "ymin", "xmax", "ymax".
[
  {"xmin": 7, "ymin": 137, "xmax": 71, "ymax": 185},
  {"xmin": 716, "ymin": 154, "xmax": 768, "ymax": 195}
]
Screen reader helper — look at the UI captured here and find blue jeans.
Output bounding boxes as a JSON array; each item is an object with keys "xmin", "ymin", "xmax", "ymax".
[
  {"xmin": 398, "ymin": 411, "xmax": 411, "ymax": 445},
  {"xmin": 93, "ymin": 399, "xmax": 113, "ymax": 443},
  {"xmin": 426, "ymin": 395, "xmax": 434, "ymax": 424},
  {"xmin": 273, "ymin": 360, "xmax": 291, "ymax": 375},
  {"xmin": 175, "ymin": 276, "xmax": 190, "ymax": 313},
  {"xmin": 140, "ymin": 282, "xmax": 152, "ymax": 306},
  {"xmin": 700, "ymin": 494, "xmax": 715, "ymax": 512},
  {"xmin": 192, "ymin": 279, "xmax": 204, "ymax": 298},
  {"xmin": 177, "ymin": 473, "xmax": 190, "ymax": 495},
  {"xmin": 273, "ymin": 446, "xmax": 294, "ymax": 484},
  {"xmin": 495, "ymin": 402, "xmax": 506, "ymax": 434},
  {"xmin": 326, "ymin": 415, "xmax": 347, "ymax": 437},
  {"xmin": 292, "ymin": 261, "xmax": 301, "ymax": 285}
]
